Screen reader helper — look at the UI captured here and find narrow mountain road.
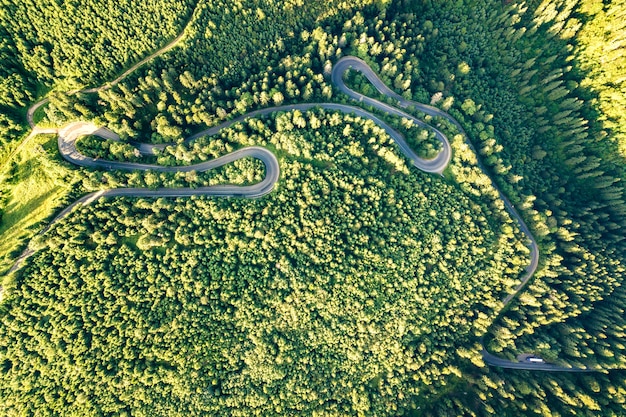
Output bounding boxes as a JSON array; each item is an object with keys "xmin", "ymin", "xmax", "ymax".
[
  {"xmin": 25, "ymin": 7, "xmax": 196, "ymax": 130},
  {"xmin": 8, "ymin": 53, "xmax": 607, "ymax": 372}
]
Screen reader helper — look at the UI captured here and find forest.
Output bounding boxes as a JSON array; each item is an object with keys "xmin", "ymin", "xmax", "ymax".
[{"xmin": 1, "ymin": 0, "xmax": 626, "ymax": 415}]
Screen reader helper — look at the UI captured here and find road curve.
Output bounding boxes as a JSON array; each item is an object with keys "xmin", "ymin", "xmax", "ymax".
[
  {"xmin": 9, "ymin": 54, "xmax": 604, "ymax": 372},
  {"xmin": 26, "ymin": 98, "xmax": 50, "ymax": 129},
  {"xmin": 332, "ymin": 57, "xmax": 451, "ymax": 174},
  {"xmin": 8, "ymin": 126, "xmax": 278, "ymax": 275},
  {"xmin": 333, "ymin": 56, "xmax": 467, "ymax": 131},
  {"xmin": 58, "ymin": 122, "xmax": 279, "ymax": 196},
  {"xmin": 58, "ymin": 101, "xmax": 449, "ymax": 175}
]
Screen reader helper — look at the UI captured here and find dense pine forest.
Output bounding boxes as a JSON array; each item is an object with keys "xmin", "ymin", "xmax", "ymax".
[{"xmin": 0, "ymin": 0, "xmax": 625, "ymax": 416}]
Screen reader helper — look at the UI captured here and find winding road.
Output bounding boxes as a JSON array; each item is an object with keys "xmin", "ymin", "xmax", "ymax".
[
  {"xmin": 7, "ymin": 52, "xmax": 603, "ymax": 372},
  {"xmin": 8, "ymin": 8, "xmax": 197, "ymax": 172}
]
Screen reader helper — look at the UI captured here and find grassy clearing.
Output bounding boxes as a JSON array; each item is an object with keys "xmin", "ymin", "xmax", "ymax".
[
  {"xmin": 0, "ymin": 133, "xmax": 79, "ymax": 273},
  {"xmin": 32, "ymin": 103, "xmax": 49, "ymax": 126}
]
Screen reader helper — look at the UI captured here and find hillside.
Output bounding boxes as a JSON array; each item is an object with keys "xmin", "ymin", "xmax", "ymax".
[{"xmin": 1, "ymin": 0, "xmax": 625, "ymax": 415}]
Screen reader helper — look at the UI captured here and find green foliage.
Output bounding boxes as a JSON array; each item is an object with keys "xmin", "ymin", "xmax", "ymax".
[
  {"xmin": 0, "ymin": 0, "xmax": 196, "ymax": 86},
  {"xmin": 0, "ymin": 111, "xmax": 525, "ymax": 415},
  {"xmin": 76, "ymin": 135, "xmax": 143, "ymax": 163},
  {"xmin": 1, "ymin": 0, "xmax": 625, "ymax": 415},
  {"xmin": 393, "ymin": 117, "xmax": 441, "ymax": 160},
  {"xmin": 374, "ymin": 0, "xmax": 626, "ymax": 414}
]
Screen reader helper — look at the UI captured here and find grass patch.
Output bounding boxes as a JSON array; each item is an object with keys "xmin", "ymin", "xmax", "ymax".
[
  {"xmin": 32, "ymin": 103, "xmax": 49, "ymax": 126},
  {"xmin": 0, "ymin": 133, "xmax": 79, "ymax": 273},
  {"xmin": 120, "ymin": 233, "xmax": 140, "ymax": 250}
]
